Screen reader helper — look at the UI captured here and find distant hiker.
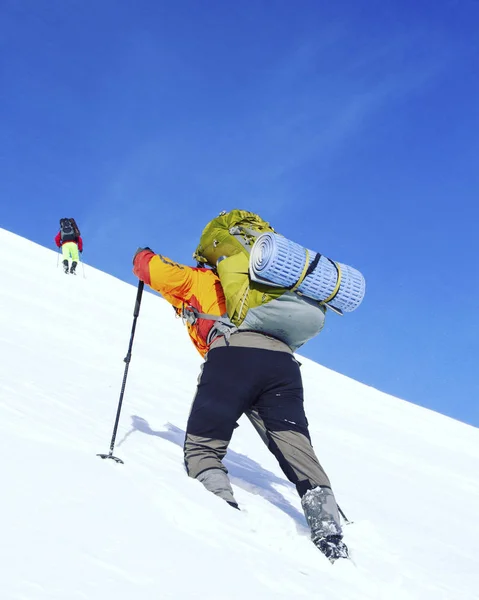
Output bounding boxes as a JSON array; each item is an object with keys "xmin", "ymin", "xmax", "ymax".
[
  {"xmin": 132, "ymin": 246, "xmax": 350, "ymax": 562},
  {"xmin": 55, "ymin": 218, "xmax": 82, "ymax": 274}
]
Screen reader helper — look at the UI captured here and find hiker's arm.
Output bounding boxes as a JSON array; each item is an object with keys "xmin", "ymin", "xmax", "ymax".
[
  {"xmin": 133, "ymin": 249, "xmax": 194, "ymax": 299},
  {"xmin": 54, "ymin": 232, "xmax": 61, "ymax": 247},
  {"xmin": 77, "ymin": 237, "xmax": 83, "ymax": 252}
]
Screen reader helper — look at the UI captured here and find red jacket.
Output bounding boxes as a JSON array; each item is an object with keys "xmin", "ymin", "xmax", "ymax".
[{"xmin": 55, "ymin": 232, "xmax": 83, "ymax": 252}]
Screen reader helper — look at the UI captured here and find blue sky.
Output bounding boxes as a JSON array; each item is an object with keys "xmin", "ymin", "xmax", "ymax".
[{"xmin": 1, "ymin": 0, "xmax": 478, "ymax": 427}]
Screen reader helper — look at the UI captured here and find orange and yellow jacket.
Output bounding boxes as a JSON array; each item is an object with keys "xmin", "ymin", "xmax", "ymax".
[{"xmin": 133, "ymin": 249, "xmax": 227, "ymax": 357}]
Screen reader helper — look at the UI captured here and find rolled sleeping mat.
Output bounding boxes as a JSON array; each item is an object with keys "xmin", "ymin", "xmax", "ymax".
[{"xmin": 249, "ymin": 233, "xmax": 365, "ymax": 313}]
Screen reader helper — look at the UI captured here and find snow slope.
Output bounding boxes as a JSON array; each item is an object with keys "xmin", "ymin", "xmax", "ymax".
[{"xmin": 0, "ymin": 227, "xmax": 478, "ymax": 600}]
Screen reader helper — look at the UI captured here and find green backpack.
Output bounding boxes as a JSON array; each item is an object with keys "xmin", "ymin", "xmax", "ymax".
[{"xmin": 193, "ymin": 209, "xmax": 304, "ymax": 327}]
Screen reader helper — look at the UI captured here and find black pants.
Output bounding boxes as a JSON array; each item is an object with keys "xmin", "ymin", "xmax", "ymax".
[{"xmin": 184, "ymin": 346, "xmax": 331, "ymax": 497}]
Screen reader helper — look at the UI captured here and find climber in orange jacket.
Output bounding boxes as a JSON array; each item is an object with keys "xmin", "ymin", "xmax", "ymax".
[{"xmin": 132, "ymin": 247, "xmax": 349, "ymax": 562}]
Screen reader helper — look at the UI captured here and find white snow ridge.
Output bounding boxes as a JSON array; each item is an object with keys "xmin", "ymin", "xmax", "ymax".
[{"xmin": 0, "ymin": 227, "xmax": 478, "ymax": 600}]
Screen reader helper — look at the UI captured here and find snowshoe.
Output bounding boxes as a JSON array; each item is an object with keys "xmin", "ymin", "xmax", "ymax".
[
  {"xmin": 63, "ymin": 260, "xmax": 69, "ymax": 274},
  {"xmin": 70, "ymin": 261, "xmax": 77, "ymax": 275}
]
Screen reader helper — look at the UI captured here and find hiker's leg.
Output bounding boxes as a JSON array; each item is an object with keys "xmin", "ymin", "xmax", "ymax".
[
  {"xmin": 69, "ymin": 243, "xmax": 79, "ymax": 263},
  {"xmin": 61, "ymin": 243, "xmax": 71, "ymax": 262},
  {"xmin": 184, "ymin": 347, "xmax": 256, "ymax": 506},
  {"xmin": 249, "ymin": 352, "xmax": 331, "ymax": 493},
  {"xmin": 249, "ymin": 352, "xmax": 342, "ymax": 538}
]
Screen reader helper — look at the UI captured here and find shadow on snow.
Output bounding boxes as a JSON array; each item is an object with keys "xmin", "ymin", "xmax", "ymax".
[{"xmin": 118, "ymin": 415, "xmax": 307, "ymax": 531}]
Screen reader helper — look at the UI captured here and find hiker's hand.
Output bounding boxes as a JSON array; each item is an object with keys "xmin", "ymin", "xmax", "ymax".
[
  {"xmin": 132, "ymin": 247, "xmax": 155, "ymax": 284},
  {"xmin": 133, "ymin": 247, "xmax": 153, "ymax": 265}
]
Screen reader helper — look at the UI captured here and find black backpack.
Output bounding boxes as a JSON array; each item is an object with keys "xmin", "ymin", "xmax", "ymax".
[{"xmin": 59, "ymin": 218, "xmax": 80, "ymax": 243}]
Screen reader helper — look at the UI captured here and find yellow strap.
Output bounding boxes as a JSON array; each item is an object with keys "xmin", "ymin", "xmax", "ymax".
[
  {"xmin": 290, "ymin": 249, "xmax": 310, "ymax": 292},
  {"xmin": 321, "ymin": 261, "xmax": 342, "ymax": 305}
]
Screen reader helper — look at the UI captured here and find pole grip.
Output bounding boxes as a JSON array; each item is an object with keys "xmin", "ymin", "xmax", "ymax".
[{"xmin": 134, "ymin": 280, "xmax": 144, "ymax": 317}]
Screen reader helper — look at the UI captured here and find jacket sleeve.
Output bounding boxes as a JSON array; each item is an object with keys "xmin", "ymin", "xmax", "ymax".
[
  {"xmin": 77, "ymin": 237, "xmax": 83, "ymax": 252},
  {"xmin": 54, "ymin": 232, "xmax": 61, "ymax": 247},
  {"xmin": 133, "ymin": 250, "xmax": 194, "ymax": 303}
]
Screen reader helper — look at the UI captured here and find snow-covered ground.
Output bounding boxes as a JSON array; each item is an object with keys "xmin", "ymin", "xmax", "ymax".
[{"xmin": 0, "ymin": 227, "xmax": 478, "ymax": 600}]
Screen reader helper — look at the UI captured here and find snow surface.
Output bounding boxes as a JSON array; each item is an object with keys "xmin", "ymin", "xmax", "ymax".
[{"xmin": 0, "ymin": 227, "xmax": 478, "ymax": 600}]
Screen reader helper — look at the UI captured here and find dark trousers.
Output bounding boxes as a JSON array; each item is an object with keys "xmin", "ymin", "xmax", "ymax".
[{"xmin": 184, "ymin": 346, "xmax": 331, "ymax": 497}]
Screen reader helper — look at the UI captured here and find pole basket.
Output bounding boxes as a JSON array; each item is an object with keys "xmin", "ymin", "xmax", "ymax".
[{"xmin": 97, "ymin": 452, "xmax": 124, "ymax": 464}]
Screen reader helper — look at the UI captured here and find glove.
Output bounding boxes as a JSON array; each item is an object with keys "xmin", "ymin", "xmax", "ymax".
[
  {"xmin": 133, "ymin": 247, "xmax": 154, "ymax": 284},
  {"xmin": 133, "ymin": 247, "xmax": 153, "ymax": 265}
]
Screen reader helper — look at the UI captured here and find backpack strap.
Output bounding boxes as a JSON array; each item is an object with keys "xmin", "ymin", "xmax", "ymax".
[
  {"xmin": 320, "ymin": 260, "xmax": 342, "ymax": 306},
  {"xmin": 289, "ymin": 249, "xmax": 311, "ymax": 292},
  {"xmin": 178, "ymin": 304, "xmax": 232, "ymax": 326},
  {"xmin": 228, "ymin": 225, "xmax": 259, "ymax": 251},
  {"xmin": 178, "ymin": 304, "xmax": 238, "ymax": 345},
  {"xmin": 289, "ymin": 252, "xmax": 344, "ymax": 315}
]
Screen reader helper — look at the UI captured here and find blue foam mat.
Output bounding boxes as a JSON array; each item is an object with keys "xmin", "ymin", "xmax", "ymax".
[{"xmin": 249, "ymin": 233, "xmax": 365, "ymax": 312}]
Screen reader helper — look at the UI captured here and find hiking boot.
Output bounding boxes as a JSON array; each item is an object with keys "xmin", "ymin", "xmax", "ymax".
[
  {"xmin": 313, "ymin": 534, "xmax": 349, "ymax": 562},
  {"xmin": 63, "ymin": 259, "xmax": 69, "ymax": 274},
  {"xmin": 70, "ymin": 261, "xmax": 77, "ymax": 274},
  {"xmin": 301, "ymin": 486, "xmax": 347, "ymax": 561}
]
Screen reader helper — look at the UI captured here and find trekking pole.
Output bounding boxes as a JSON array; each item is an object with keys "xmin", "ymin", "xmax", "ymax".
[
  {"xmin": 56, "ymin": 251, "xmax": 60, "ymax": 268},
  {"xmin": 337, "ymin": 504, "xmax": 352, "ymax": 525},
  {"xmin": 79, "ymin": 252, "xmax": 86, "ymax": 279},
  {"xmin": 97, "ymin": 280, "xmax": 144, "ymax": 464}
]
